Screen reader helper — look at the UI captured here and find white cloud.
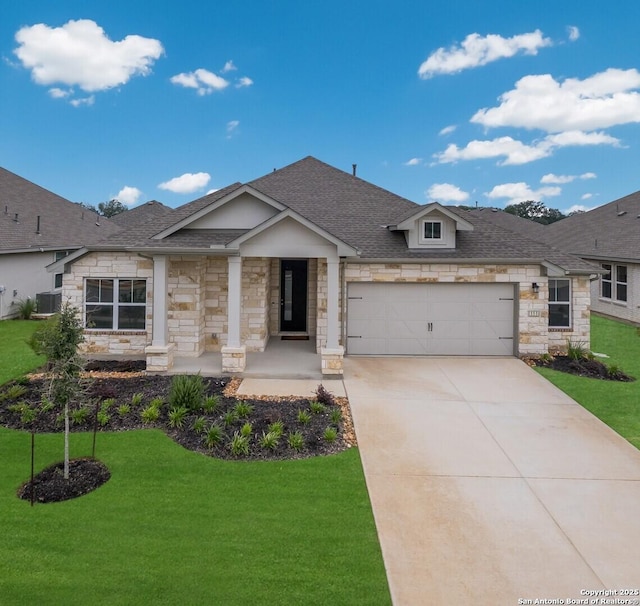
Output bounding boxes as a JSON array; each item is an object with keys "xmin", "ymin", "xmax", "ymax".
[
  {"xmin": 567, "ymin": 26, "xmax": 580, "ymax": 42},
  {"xmin": 236, "ymin": 76, "xmax": 253, "ymax": 88},
  {"xmin": 116, "ymin": 186, "xmax": 143, "ymax": 206},
  {"xmin": 540, "ymin": 173, "xmax": 575, "ymax": 184},
  {"xmin": 14, "ymin": 19, "xmax": 163, "ymax": 95},
  {"xmin": 418, "ymin": 30, "xmax": 551, "ymax": 78},
  {"xmin": 158, "ymin": 172, "xmax": 211, "ymax": 194},
  {"xmin": 439, "ymin": 125, "xmax": 456, "ymax": 136},
  {"xmin": 427, "ymin": 183, "xmax": 470, "ymax": 203},
  {"xmin": 404, "ymin": 158, "xmax": 422, "ymax": 166},
  {"xmin": 568, "ymin": 203, "xmax": 594, "ymax": 213},
  {"xmin": 70, "ymin": 95, "xmax": 95, "ymax": 107},
  {"xmin": 485, "ymin": 182, "xmax": 561, "ymax": 205},
  {"xmin": 471, "ymin": 68, "xmax": 640, "ymax": 132},
  {"xmin": 227, "ymin": 120, "xmax": 239, "ymax": 133},
  {"xmin": 222, "ymin": 60, "xmax": 236, "ymax": 73},
  {"xmin": 581, "ymin": 193, "xmax": 593, "ymax": 200},
  {"xmin": 171, "ymin": 68, "xmax": 229, "ymax": 95},
  {"xmin": 580, "ymin": 172, "xmax": 597, "ymax": 180},
  {"xmin": 435, "ymin": 130, "xmax": 619, "ymax": 166},
  {"xmin": 48, "ymin": 87, "xmax": 71, "ymax": 98}
]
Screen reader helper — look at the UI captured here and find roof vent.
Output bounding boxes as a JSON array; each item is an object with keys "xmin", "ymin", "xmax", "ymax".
[
  {"xmin": 36, "ymin": 215, "xmax": 41, "ymax": 234},
  {"xmin": 352, "ymin": 164, "xmax": 357, "ymax": 177},
  {"xmin": 617, "ymin": 211, "xmax": 627, "ymax": 216},
  {"xmin": 4, "ymin": 205, "xmax": 7, "ymax": 215},
  {"xmin": 13, "ymin": 213, "xmax": 18, "ymax": 223}
]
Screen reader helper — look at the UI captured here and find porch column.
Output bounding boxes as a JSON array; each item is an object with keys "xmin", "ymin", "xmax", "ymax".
[
  {"xmin": 222, "ymin": 255, "xmax": 246, "ymax": 373},
  {"xmin": 321, "ymin": 255, "xmax": 344, "ymax": 375},
  {"xmin": 146, "ymin": 255, "xmax": 175, "ymax": 372}
]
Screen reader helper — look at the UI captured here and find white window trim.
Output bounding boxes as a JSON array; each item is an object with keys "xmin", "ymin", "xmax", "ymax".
[
  {"xmin": 84, "ymin": 278, "xmax": 147, "ymax": 331},
  {"xmin": 548, "ymin": 278, "xmax": 571, "ymax": 329},
  {"xmin": 421, "ymin": 220, "xmax": 443, "ymax": 242},
  {"xmin": 600, "ymin": 263, "xmax": 627, "ymax": 303}
]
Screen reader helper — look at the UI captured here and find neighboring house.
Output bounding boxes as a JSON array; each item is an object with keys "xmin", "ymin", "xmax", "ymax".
[
  {"xmin": 545, "ymin": 191, "xmax": 640, "ymax": 325},
  {"xmin": 109, "ymin": 200, "xmax": 173, "ymax": 226},
  {"xmin": 53, "ymin": 157, "xmax": 598, "ymax": 375},
  {"xmin": 0, "ymin": 167, "xmax": 121, "ymax": 319}
]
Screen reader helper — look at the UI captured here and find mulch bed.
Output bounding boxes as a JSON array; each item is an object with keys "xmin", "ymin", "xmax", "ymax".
[
  {"xmin": 17, "ymin": 458, "xmax": 111, "ymax": 504},
  {"xmin": 528, "ymin": 355, "xmax": 635, "ymax": 382},
  {"xmin": 2, "ymin": 360, "xmax": 354, "ymax": 504}
]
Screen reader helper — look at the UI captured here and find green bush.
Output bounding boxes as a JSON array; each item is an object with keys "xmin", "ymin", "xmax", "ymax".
[
  {"xmin": 202, "ymin": 394, "xmax": 220, "ymax": 413},
  {"xmin": 240, "ymin": 422, "xmax": 253, "ymax": 437},
  {"xmin": 259, "ymin": 431, "xmax": 280, "ymax": 450},
  {"xmin": 168, "ymin": 406, "xmax": 188, "ymax": 429},
  {"xmin": 16, "ymin": 298, "xmax": 37, "ymax": 320},
  {"xmin": 297, "ymin": 409, "xmax": 311, "ymax": 425},
  {"xmin": 267, "ymin": 420, "xmax": 284, "ymax": 437},
  {"xmin": 131, "ymin": 393, "xmax": 144, "ymax": 407},
  {"xmin": 192, "ymin": 416, "xmax": 207, "ymax": 434},
  {"xmin": 223, "ymin": 411, "xmax": 238, "ymax": 427},
  {"xmin": 287, "ymin": 431, "xmax": 305, "ymax": 451},
  {"xmin": 309, "ymin": 400, "xmax": 326, "ymax": 414},
  {"xmin": 204, "ymin": 424, "xmax": 224, "ymax": 448},
  {"xmin": 97, "ymin": 410, "xmax": 110, "ymax": 426},
  {"xmin": 141, "ymin": 405, "xmax": 160, "ymax": 424},
  {"xmin": 323, "ymin": 427, "xmax": 338, "ymax": 444},
  {"xmin": 229, "ymin": 432, "xmax": 250, "ymax": 456},
  {"xmin": 0, "ymin": 384, "xmax": 27, "ymax": 402},
  {"xmin": 117, "ymin": 403, "xmax": 131, "ymax": 417},
  {"xmin": 71, "ymin": 407, "xmax": 89, "ymax": 425},
  {"xmin": 567, "ymin": 340, "xmax": 589, "ymax": 361},
  {"xmin": 169, "ymin": 374, "xmax": 205, "ymax": 411},
  {"xmin": 330, "ymin": 409, "xmax": 342, "ymax": 426},
  {"xmin": 233, "ymin": 400, "xmax": 254, "ymax": 418}
]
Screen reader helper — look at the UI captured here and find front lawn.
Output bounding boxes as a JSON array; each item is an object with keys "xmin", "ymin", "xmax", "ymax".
[
  {"xmin": 536, "ymin": 315, "xmax": 640, "ymax": 449},
  {"xmin": 0, "ymin": 428, "xmax": 390, "ymax": 605},
  {"xmin": 0, "ymin": 320, "xmax": 45, "ymax": 385}
]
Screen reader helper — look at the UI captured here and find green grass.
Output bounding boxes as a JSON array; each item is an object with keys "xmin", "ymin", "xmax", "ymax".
[
  {"xmin": 1, "ymin": 434, "xmax": 389, "ymax": 605},
  {"xmin": 0, "ymin": 320, "xmax": 45, "ymax": 386},
  {"xmin": 536, "ymin": 315, "xmax": 640, "ymax": 449}
]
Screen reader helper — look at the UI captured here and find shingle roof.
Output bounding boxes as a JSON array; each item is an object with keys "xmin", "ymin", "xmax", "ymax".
[
  {"xmin": 110, "ymin": 200, "xmax": 173, "ymax": 226},
  {"xmin": 0, "ymin": 167, "xmax": 121, "ymax": 253},
  {"xmin": 85, "ymin": 156, "xmax": 595, "ymax": 272},
  {"xmin": 466, "ymin": 208, "xmax": 547, "ymax": 238},
  {"xmin": 544, "ymin": 190, "xmax": 640, "ymax": 261}
]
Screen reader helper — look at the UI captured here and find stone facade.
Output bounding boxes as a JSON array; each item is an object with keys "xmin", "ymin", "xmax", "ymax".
[{"xmin": 62, "ymin": 252, "xmax": 153, "ymax": 356}]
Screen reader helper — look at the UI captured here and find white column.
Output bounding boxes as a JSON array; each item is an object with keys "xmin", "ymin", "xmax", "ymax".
[
  {"xmin": 227, "ymin": 256, "xmax": 242, "ymax": 348},
  {"xmin": 152, "ymin": 255, "xmax": 168, "ymax": 347},
  {"xmin": 326, "ymin": 256, "xmax": 340, "ymax": 349}
]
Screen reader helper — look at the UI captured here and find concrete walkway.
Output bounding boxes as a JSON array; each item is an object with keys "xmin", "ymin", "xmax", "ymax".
[{"xmin": 343, "ymin": 357, "xmax": 640, "ymax": 605}]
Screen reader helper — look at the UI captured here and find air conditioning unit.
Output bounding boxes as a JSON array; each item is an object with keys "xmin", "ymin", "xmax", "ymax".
[{"xmin": 36, "ymin": 292, "xmax": 62, "ymax": 314}]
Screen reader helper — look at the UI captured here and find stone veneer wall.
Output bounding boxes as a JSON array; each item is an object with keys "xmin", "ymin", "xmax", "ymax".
[
  {"xmin": 167, "ymin": 257, "xmax": 207, "ymax": 357},
  {"xmin": 241, "ymin": 257, "xmax": 270, "ymax": 351},
  {"xmin": 343, "ymin": 262, "xmax": 590, "ymax": 356},
  {"xmin": 315, "ymin": 259, "xmax": 344, "ymax": 352},
  {"xmin": 204, "ymin": 257, "xmax": 228, "ymax": 351},
  {"xmin": 63, "ymin": 252, "xmax": 153, "ymax": 356}
]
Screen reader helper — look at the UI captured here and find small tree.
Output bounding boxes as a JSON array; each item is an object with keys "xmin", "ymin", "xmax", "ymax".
[
  {"xmin": 29, "ymin": 302, "xmax": 86, "ymax": 479},
  {"xmin": 504, "ymin": 200, "xmax": 566, "ymax": 225}
]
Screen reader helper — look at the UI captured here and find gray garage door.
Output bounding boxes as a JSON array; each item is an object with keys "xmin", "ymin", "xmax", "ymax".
[{"xmin": 347, "ymin": 282, "xmax": 515, "ymax": 356}]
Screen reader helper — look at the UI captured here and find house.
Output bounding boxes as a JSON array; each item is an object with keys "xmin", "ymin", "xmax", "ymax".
[
  {"xmin": 545, "ymin": 190, "xmax": 640, "ymax": 325},
  {"xmin": 53, "ymin": 157, "xmax": 598, "ymax": 375},
  {"xmin": 0, "ymin": 167, "xmax": 121, "ymax": 319}
]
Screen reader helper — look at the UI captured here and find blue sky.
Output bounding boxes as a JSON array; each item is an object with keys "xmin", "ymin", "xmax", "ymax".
[{"xmin": 2, "ymin": 1, "xmax": 640, "ymax": 213}]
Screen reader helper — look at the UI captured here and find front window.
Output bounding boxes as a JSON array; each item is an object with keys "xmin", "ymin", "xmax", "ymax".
[
  {"xmin": 423, "ymin": 221, "xmax": 442, "ymax": 240},
  {"xmin": 600, "ymin": 263, "xmax": 627, "ymax": 302},
  {"xmin": 548, "ymin": 279, "xmax": 571, "ymax": 328},
  {"xmin": 85, "ymin": 278, "xmax": 146, "ymax": 330}
]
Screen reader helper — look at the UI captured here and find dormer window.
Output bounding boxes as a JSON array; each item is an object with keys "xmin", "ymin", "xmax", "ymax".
[{"xmin": 423, "ymin": 220, "xmax": 442, "ymax": 240}]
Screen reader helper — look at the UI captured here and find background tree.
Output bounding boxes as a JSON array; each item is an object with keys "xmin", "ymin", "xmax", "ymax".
[
  {"xmin": 504, "ymin": 200, "xmax": 566, "ymax": 225},
  {"xmin": 80, "ymin": 199, "xmax": 128, "ymax": 218},
  {"xmin": 29, "ymin": 302, "xmax": 87, "ymax": 479}
]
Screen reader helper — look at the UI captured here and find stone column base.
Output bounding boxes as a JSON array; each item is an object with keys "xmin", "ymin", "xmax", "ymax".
[
  {"xmin": 321, "ymin": 346, "xmax": 344, "ymax": 376},
  {"xmin": 145, "ymin": 343, "xmax": 175, "ymax": 372},
  {"xmin": 222, "ymin": 345, "xmax": 247, "ymax": 374}
]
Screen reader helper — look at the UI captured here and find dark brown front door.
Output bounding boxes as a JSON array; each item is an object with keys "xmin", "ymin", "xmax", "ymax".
[{"xmin": 280, "ymin": 259, "xmax": 308, "ymax": 332}]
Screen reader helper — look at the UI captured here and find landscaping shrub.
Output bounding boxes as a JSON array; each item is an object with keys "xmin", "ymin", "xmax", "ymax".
[{"xmin": 169, "ymin": 374, "xmax": 205, "ymax": 411}]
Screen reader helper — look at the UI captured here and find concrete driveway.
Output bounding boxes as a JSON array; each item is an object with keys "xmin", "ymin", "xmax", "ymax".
[{"xmin": 343, "ymin": 357, "xmax": 640, "ymax": 605}]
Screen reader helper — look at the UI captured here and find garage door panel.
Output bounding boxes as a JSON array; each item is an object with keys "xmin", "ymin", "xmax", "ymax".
[{"xmin": 347, "ymin": 283, "xmax": 515, "ymax": 356}]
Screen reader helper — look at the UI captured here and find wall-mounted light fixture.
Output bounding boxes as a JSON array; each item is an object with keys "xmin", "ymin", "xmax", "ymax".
[{"xmin": 532, "ymin": 282, "xmax": 539, "ymax": 294}]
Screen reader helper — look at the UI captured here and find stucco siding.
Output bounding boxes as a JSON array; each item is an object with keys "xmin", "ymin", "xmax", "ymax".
[{"xmin": 589, "ymin": 260, "xmax": 640, "ymax": 325}]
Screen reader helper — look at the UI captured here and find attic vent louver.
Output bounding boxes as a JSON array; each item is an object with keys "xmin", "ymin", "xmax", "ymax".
[{"xmin": 36, "ymin": 215, "xmax": 41, "ymax": 234}]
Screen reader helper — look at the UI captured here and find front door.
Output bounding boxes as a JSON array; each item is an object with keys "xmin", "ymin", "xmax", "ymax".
[{"xmin": 280, "ymin": 259, "xmax": 308, "ymax": 332}]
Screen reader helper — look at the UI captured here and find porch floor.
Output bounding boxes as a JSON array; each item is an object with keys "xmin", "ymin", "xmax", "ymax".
[{"xmin": 169, "ymin": 337, "xmax": 323, "ymax": 379}]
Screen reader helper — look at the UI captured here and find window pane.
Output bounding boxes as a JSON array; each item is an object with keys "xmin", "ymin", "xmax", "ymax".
[
  {"xmin": 118, "ymin": 305, "xmax": 145, "ymax": 330},
  {"xmin": 616, "ymin": 283, "xmax": 627, "ymax": 302},
  {"xmin": 549, "ymin": 279, "xmax": 569, "ymax": 303},
  {"xmin": 601, "ymin": 281, "xmax": 612, "ymax": 298},
  {"xmin": 119, "ymin": 280, "xmax": 133, "ymax": 303},
  {"xmin": 132, "ymin": 280, "xmax": 146, "ymax": 303},
  {"xmin": 101, "ymin": 280, "xmax": 114, "ymax": 302},
  {"xmin": 86, "ymin": 305, "xmax": 113, "ymax": 329},
  {"xmin": 549, "ymin": 303, "xmax": 570, "ymax": 327},
  {"xmin": 54, "ymin": 273, "xmax": 63, "ymax": 289},
  {"xmin": 424, "ymin": 221, "xmax": 441, "ymax": 239},
  {"xmin": 616, "ymin": 265, "xmax": 627, "ymax": 283},
  {"xmin": 602, "ymin": 264, "xmax": 611, "ymax": 279},
  {"xmin": 86, "ymin": 279, "xmax": 101, "ymax": 302}
]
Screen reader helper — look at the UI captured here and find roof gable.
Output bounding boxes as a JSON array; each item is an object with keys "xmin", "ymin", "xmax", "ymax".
[{"xmin": 389, "ymin": 202, "xmax": 474, "ymax": 231}]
